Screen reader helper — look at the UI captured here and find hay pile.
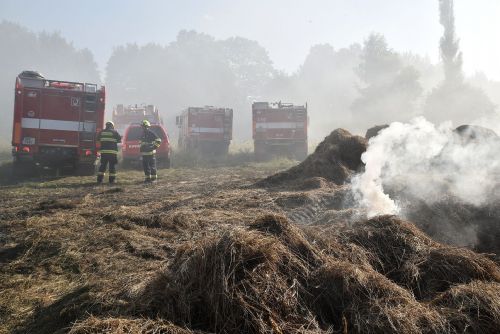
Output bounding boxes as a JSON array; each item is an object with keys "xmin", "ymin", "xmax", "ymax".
[
  {"xmin": 116, "ymin": 214, "xmax": 500, "ymax": 334},
  {"xmin": 337, "ymin": 216, "xmax": 500, "ymax": 300},
  {"xmin": 69, "ymin": 316, "xmax": 199, "ymax": 334},
  {"xmin": 454, "ymin": 124, "xmax": 498, "ymax": 142},
  {"xmin": 259, "ymin": 129, "xmax": 367, "ymax": 188},
  {"xmin": 365, "ymin": 124, "xmax": 389, "ymax": 140},
  {"xmin": 401, "ymin": 195, "xmax": 500, "ymax": 256}
]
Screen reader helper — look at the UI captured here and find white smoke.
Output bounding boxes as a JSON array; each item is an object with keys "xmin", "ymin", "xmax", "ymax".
[{"xmin": 352, "ymin": 117, "xmax": 500, "ymax": 218}]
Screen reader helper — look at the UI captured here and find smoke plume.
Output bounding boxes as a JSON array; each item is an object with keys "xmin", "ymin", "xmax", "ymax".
[{"xmin": 352, "ymin": 117, "xmax": 500, "ymax": 218}]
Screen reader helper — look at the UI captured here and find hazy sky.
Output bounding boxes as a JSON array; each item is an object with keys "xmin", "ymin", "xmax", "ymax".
[{"xmin": 1, "ymin": 0, "xmax": 499, "ymax": 80}]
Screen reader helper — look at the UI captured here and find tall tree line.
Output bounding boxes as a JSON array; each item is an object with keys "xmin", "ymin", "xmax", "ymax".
[{"xmin": 1, "ymin": 14, "xmax": 499, "ymax": 144}]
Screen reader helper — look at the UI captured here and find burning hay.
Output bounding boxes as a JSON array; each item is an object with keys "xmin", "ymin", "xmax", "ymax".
[{"xmin": 259, "ymin": 129, "xmax": 367, "ymax": 188}]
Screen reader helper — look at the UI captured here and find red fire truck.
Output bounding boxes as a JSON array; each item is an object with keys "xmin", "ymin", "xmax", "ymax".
[
  {"xmin": 176, "ymin": 106, "xmax": 233, "ymax": 156},
  {"xmin": 112, "ymin": 104, "xmax": 162, "ymax": 135},
  {"xmin": 252, "ymin": 102, "xmax": 308, "ymax": 161},
  {"xmin": 11, "ymin": 71, "xmax": 105, "ymax": 175}
]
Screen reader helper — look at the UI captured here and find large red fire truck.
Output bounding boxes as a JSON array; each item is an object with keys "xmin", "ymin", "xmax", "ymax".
[
  {"xmin": 252, "ymin": 102, "xmax": 308, "ymax": 161},
  {"xmin": 11, "ymin": 71, "xmax": 105, "ymax": 175},
  {"xmin": 112, "ymin": 104, "xmax": 162, "ymax": 135},
  {"xmin": 176, "ymin": 106, "xmax": 233, "ymax": 156}
]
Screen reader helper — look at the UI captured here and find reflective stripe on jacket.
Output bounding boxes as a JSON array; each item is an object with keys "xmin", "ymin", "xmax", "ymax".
[
  {"xmin": 140, "ymin": 128, "xmax": 161, "ymax": 155},
  {"xmin": 97, "ymin": 129, "xmax": 122, "ymax": 155}
]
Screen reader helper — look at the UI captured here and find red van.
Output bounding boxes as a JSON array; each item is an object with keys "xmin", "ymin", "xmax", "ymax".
[{"xmin": 121, "ymin": 124, "xmax": 171, "ymax": 168}]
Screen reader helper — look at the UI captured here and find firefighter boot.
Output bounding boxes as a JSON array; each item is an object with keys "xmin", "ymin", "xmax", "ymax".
[
  {"xmin": 97, "ymin": 172, "xmax": 104, "ymax": 184},
  {"xmin": 144, "ymin": 175, "xmax": 151, "ymax": 183},
  {"xmin": 151, "ymin": 174, "xmax": 157, "ymax": 182},
  {"xmin": 109, "ymin": 173, "xmax": 116, "ymax": 184}
]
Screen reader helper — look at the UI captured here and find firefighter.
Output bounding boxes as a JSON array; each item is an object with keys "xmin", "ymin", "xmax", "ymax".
[
  {"xmin": 140, "ymin": 120, "xmax": 162, "ymax": 182},
  {"xmin": 96, "ymin": 121, "xmax": 121, "ymax": 184}
]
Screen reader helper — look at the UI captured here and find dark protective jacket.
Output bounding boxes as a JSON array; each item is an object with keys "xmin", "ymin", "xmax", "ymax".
[
  {"xmin": 140, "ymin": 128, "xmax": 162, "ymax": 155},
  {"xmin": 97, "ymin": 128, "xmax": 122, "ymax": 155}
]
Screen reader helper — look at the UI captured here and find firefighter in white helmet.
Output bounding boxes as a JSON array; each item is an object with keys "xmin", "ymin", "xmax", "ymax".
[
  {"xmin": 140, "ymin": 120, "xmax": 162, "ymax": 182},
  {"xmin": 96, "ymin": 121, "xmax": 121, "ymax": 184}
]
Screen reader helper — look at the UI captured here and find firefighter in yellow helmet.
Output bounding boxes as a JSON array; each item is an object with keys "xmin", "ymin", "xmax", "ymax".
[
  {"xmin": 140, "ymin": 120, "xmax": 162, "ymax": 182},
  {"xmin": 96, "ymin": 121, "xmax": 121, "ymax": 184}
]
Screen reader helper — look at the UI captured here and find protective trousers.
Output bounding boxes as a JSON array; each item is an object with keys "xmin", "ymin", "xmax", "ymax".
[
  {"xmin": 97, "ymin": 153, "xmax": 117, "ymax": 183},
  {"xmin": 142, "ymin": 155, "xmax": 157, "ymax": 182}
]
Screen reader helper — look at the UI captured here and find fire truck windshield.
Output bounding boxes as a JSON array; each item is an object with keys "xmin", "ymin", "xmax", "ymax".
[{"xmin": 45, "ymin": 81, "xmax": 83, "ymax": 91}]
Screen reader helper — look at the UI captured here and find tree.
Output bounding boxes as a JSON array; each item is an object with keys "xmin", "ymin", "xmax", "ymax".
[
  {"xmin": 293, "ymin": 43, "xmax": 361, "ymax": 136},
  {"xmin": 357, "ymin": 34, "xmax": 401, "ymax": 87},
  {"xmin": 439, "ymin": 0, "xmax": 463, "ymax": 83},
  {"xmin": 219, "ymin": 37, "xmax": 276, "ymax": 99},
  {"xmin": 424, "ymin": 0, "xmax": 495, "ymax": 124},
  {"xmin": 351, "ymin": 33, "xmax": 423, "ymax": 130}
]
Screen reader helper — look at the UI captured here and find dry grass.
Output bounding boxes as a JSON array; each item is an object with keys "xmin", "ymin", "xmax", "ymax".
[
  {"xmin": 431, "ymin": 281, "xmax": 500, "ymax": 333},
  {"xmin": 69, "ymin": 316, "xmax": 200, "ymax": 334},
  {"xmin": 1, "ymin": 160, "xmax": 499, "ymax": 333},
  {"xmin": 128, "ymin": 215, "xmax": 498, "ymax": 334}
]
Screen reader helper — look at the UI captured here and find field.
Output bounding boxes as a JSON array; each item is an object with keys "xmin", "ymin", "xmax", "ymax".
[
  {"xmin": 0, "ymin": 161, "xmax": 295, "ymax": 333},
  {"xmin": 1, "ymin": 131, "xmax": 499, "ymax": 333}
]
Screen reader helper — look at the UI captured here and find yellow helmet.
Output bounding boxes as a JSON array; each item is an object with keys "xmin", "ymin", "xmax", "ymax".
[{"xmin": 141, "ymin": 120, "xmax": 151, "ymax": 127}]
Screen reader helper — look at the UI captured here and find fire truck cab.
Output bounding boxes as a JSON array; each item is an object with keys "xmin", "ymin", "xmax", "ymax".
[
  {"xmin": 11, "ymin": 71, "xmax": 105, "ymax": 176},
  {"xmin": 252, "ymin": 102, "xmax": 308, "ymax": 161}
]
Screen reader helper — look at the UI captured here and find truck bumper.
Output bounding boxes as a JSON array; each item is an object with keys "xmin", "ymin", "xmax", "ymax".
[{"xmin": 13, "ymin": 146, "xmax": 96, "ymax": 168}]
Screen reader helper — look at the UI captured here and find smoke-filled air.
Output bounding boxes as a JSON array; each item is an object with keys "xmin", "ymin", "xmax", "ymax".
[
  {"xmin": 353, "ymin": 117, "xmax": 500, "ymax": 216},
  {"xmin": 1, "ymin": 1, "xmax": 500, "ymax": 334}
]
